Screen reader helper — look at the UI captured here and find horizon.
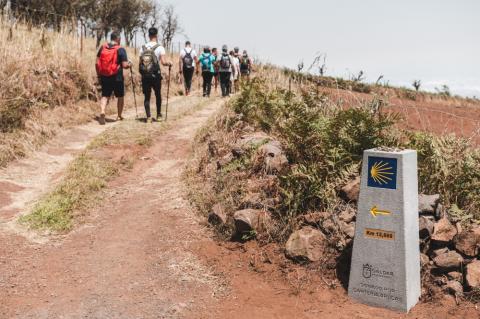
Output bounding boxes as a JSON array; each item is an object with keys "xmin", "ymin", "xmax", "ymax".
[{"xmin": 167, "ymin": 0, "xmax": 480, "ymax": 98}]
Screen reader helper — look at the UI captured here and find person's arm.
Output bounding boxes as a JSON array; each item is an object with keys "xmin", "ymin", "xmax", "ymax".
[
  {"xmin": 160, "ymin": 55, "xmax": 172, "ymax": 67},
  {"xmin": 119, "ymin": 48, "xmax": 130, "ymax": 69},
  {"xmin": 195, "ymin": 52, "xmax": 200, "ymax": 75},
  {"xmin": 157, "ymin": 47, "xmax": 172, "ymax": 67}
]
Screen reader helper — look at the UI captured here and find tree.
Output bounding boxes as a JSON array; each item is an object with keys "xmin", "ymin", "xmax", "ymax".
[
  {"xmin": 160, "ymin": 5, "xmax": 182, "ymax": 52},
  {"xmin": 412, "ymin": 80, "xmax": 421, "ymax": 92}
]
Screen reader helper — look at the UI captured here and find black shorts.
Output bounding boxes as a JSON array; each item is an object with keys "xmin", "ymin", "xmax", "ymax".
[{"xmin": 100, "ymin": 76, "xmax": 125, "ymax": 98}]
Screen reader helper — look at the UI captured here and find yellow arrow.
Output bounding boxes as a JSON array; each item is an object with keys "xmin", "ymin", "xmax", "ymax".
[{"xmin": 370, "ymin": 206, "xmax": 392, "ymax": 217}]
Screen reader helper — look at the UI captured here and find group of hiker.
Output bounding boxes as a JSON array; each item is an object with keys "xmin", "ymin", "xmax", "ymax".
[{"xmin": 95, "ymin": 27, "xmax": 253, "ymax": 125}]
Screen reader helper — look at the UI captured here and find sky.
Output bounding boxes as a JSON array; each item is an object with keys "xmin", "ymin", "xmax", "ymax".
[{"xmin": 168, "ymin": 0, "xmax": 480, "ymax": 97}]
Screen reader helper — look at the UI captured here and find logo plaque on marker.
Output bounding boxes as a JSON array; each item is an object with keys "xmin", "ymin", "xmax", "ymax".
[{"xmin": 367, "ymin": 156, "xmax": 397, "ymax": 189}]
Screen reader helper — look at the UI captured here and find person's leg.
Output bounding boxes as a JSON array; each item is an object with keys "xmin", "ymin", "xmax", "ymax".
[
  {"xmin": 206, "ymin": 72, "xmax": 213, "ymax": 97},
  {"xmin": 142, "ymin": 78, "xmax": 152, "ymax": 119},
  {"xmin": 114, "ymin": 80, "xmax": 125, "ymax": 119},
  {"xmin": 185, "ymin": 68, "xmax": 194, "ymax": 93},
  {"xmin": 202, "ymin": 72, "xmax": 208, "ymax": 96},
  {"xmin": 219, "ymin": 72, "xmax": 227, "ymax": 97},
  {"xmin": 99, "ymin": 77, "xmax": 114, "ymax": 125},
  {"xmin": 225, "ymin": 72, "xmax": 232, "ymax": 96},
  {"xmin": 153, "ymin": 77, "xmax": 162, "ymax": 119}
]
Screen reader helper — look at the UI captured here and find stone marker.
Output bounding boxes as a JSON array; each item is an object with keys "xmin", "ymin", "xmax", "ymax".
[{"xmin": 348, "ymin": 149, "xmax": 421, "ymax": 313}]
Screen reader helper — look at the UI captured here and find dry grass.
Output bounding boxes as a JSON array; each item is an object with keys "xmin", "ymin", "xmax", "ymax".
[
  {"xmin": 0, "ymin": 17, "xmax": 186, "ymax": 168},
  {"xmin": 0, "ymin": 17, "xmax": 99, "ymax": 167}
]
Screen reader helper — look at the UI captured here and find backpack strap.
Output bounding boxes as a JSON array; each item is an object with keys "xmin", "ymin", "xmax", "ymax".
[{"xmin": 151, "ymin": 44, "xmax": 161, "ymax": 52}]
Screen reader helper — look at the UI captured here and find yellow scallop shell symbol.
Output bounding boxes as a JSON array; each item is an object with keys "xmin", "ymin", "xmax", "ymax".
[{"xmin": 370, "ymin": 161, "xmax": 394, "ymax": 185}]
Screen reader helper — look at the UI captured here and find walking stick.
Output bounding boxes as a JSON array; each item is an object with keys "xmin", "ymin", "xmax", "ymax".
[
  {"xmin": 165, "ymin": 65, "xmax": 172, "ymax": 121},
  {"xmin": 129, "ymin": 66, "xmax": 138, "ymax": 119}
]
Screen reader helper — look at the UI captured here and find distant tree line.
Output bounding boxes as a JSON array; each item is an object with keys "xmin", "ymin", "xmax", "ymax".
[{"xmin": 2, "ymin": 0, "xmax": 182, "ymax": 48}]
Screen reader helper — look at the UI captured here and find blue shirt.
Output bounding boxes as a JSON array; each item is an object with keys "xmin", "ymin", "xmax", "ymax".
[{"xmin": 199, "ymin": 53, "xmax": 216, "ymax": 73}]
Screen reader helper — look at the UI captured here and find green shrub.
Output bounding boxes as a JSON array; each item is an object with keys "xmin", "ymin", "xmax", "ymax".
[{"xmin": 410, "ymin": 132, "xmax": 480, "ymax": 221}]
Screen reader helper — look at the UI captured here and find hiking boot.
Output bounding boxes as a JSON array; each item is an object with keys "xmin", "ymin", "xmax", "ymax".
[
  {"xmin": 146, "ymin": 117, "xmax": 153, "ymax": 124},
  {"xmin": 99, "ymin": 114, "xmax": 106, "ymax": 125}
]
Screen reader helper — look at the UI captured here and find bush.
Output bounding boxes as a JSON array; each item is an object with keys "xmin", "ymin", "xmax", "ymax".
[{"xmin": 233, "ymin": 78, "xmax": 403, "ymax": 220}]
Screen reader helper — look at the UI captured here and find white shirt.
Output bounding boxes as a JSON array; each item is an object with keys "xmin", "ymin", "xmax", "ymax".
[
  {"xmin": 140, "ymin": 41, "xmax": 166, "ymax": 61},
  {"xmin": 180, "ymin": 47, "xmax": 198, "ymax": 68},
  {"xmin": 232, "ymin": 56, "xmax": 240, "ymax": 79}
]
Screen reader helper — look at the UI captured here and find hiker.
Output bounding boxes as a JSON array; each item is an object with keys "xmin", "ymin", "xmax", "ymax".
[
  {"xmin": 212, "ymin": 47, "xmax": 219, "ymax": 92},
  {"xmin": 96, "ymin": 31, "xmax": 131, "ymax": 125},
  {"xmin": 139, "ymin": 27, "xmax": 173, "ymax": 123},
  {"xmin": 231, "ymin": 50, "xmax": 241, "ymax": 93},
  {"xmin": 199, "ymin": 46, "xmax": 216, "ymax": 97},
  {"xmin": 215, "ymin": 45, "xmax": 235, "ymax": 97},
  {"xmin": 240, "ymin": 50, "xmax": 253, "ymax": 78},
  {"xmin": 179, "ymin": 41, "xmax": 198, "ymax": 96}
]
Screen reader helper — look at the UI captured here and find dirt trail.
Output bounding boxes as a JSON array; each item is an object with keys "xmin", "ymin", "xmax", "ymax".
[{"xmin": 0, "ymin": 96, "xmax": 477, "ymax": 318}]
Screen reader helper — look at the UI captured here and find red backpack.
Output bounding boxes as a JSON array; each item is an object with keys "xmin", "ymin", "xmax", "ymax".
[{"xmin": 96, "ymin": 44, "xmax": 120, "ymax": 77}]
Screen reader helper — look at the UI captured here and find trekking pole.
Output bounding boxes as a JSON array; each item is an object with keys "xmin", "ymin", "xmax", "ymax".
[
  {"xmin": 165, "ymin": 65, "xmax": 172, "ymax": 121},
  {"xmin": 129, "ymin": 66, "xmax": 138, "ymax": 119}
]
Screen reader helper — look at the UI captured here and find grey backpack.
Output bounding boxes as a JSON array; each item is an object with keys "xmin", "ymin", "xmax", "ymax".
[{"xmin": 139, "ymin": 44, "xmax": 161, "ymax": 78}]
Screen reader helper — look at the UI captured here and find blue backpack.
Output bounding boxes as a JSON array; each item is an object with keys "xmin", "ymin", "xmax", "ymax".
[{"xmin": 201, "ymin": 53, "xmax": 212, "ymax": 72}]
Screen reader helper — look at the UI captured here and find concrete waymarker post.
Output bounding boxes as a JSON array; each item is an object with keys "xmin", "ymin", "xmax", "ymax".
[{"xmin": 348, "ymin": 148, "xmax": 420, "ymax": 313}]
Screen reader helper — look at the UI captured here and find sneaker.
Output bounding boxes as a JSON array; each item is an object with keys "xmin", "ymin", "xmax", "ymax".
[
  {"xmin": 99, "ymin": 114, "xmax": 106, "ymax": 125},
  {"xmin": 155, "ymin": 114, "xmax": 163, "ymax": 122},
  {"xmin": 146, "ymin": 117, "xmax": 153, "ymax": 124},
  {"xmin": 116, "ymin": 115, "xmax": 124, "ymax": 121}
]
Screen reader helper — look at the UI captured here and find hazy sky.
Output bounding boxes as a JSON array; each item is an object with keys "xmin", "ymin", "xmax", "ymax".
[{"xmin": 169, "ymin": 0, "xmax": 480, "ymax": 97}]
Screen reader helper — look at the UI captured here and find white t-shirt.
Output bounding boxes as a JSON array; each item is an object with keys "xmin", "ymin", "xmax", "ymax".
[
  {"xmin": 140, "ymin": 41, "xmax": 166, "ymax": 61},
  {"xmin": 232, "ymin": 56, "xmax": 240, "ymax": 80},
  {"xmin": 180, "ymin": 47, "xmax": 197, "ymax": 69}
]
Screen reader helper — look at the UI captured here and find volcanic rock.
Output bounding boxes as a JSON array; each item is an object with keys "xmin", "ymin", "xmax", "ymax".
[
  {"xmin": 340, "ymin": 177, "xmax": 360, "ymax": 203},
  {"xmin": 285, "ymin": 227, "xmax": 326, "ymax": 262}
]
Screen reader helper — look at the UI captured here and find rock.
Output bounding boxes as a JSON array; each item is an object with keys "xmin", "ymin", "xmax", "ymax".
[
  {"xmin": 258, "ymin": 141, "xmax": 288, "ymax": 174},
  {"xmin": 322, "ymin": 219, "xmax": 337, "ymax": 233},
  {"xmin": 454, "ymin": 226, "xmax": 480, "ymax": 257},
  {"xmin": 418, "ymin": 216, "xmax": 434, "ymax": 239},
  {"xmin": 338, "ymin": 209, "xmax": 356, "ymax": 223},
  {"xmin": 340, "ymin": 221, "xmax": 355, "ymax": 238},
  {"xmin": 237, "ymin": 132, "xmax": 270, "ymax": 149},
  {"xmin": 420, "ymin": 253, "xmax": 430, "ymax": 268},
  {"xmin": 445, "ymin": 280, "xmax": 463, "ymax": 296},
  {"xmin": 432, "ymin": 247, "xmax": 449, "ymax": 258},
  {"xmin": 285, "ymin": 227, "xmax": 326, "ymax": 262},
  {"xmin": 339, "ymin": 177, "xmax": 360, "ymax": 203},
  {"xmin": 233, "ymin": 209, "xmax": 270, "ymax": 235},
  {"xmin": 208, "ymin": 204, "xmax": 227, "ymax": 226},
  {"xmin": 431, "ymin": 218, "xmax": 457, "ymax": 243},
  {"xmin": 241, "ymin": 192, "xmax": 263, "ymax": 209},
  {"xmin": 418, "ymin": 194, "xmax": 440, "ymax": 215},
  {"xmin": 433, "ymin": 251, "xmax": 463, "ymax": 270},
  {"xmin": 435, "ymin": 204, "xmax": 445, "ymax": 220},
  {"xmin": 466, "ymin": 260, "xmax": 480, "ymax": 288},
  {"xmin": 447, "ymin": 271, "xmax": 463, "ymax": 282},
  {"xmin": 302, "ymin": 212, "xmax": 330, "ymax": 226}
]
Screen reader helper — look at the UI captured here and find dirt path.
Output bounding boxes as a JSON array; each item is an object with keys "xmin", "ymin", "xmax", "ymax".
[{"xmin": 0, "ymin": 96, "xmax": 478, "ymax": 318}]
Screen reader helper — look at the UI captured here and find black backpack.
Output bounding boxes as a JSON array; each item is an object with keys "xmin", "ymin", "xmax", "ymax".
[
  {"xmin": 240, "ymin": 55, "xmax": 250, "ymax": 71},
  {"xmin": 139, "ymin": 44, "xmax": 161, "ymax": 78},
  {"xmin": 183, "ymin": 49, "xmax": 194, "ymax": 68},
  {"xmin": 220, "ymin": 53, "xmax": 231, "ymax": 70}
]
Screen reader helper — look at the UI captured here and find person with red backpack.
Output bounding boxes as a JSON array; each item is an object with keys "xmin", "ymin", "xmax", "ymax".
[
  {"xmin": 96, "ymin": 31, "xmax": 131, "ymax": 125},
  {"xmin": 179, "ymin": 41, "xmax": 198, "ymax": 96}
]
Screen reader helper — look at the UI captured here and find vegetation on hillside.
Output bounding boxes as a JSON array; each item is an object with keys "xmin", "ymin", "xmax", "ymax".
[{"xmin": 189, "ymin": 77, "xmax": 480, "ymax": 244}]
